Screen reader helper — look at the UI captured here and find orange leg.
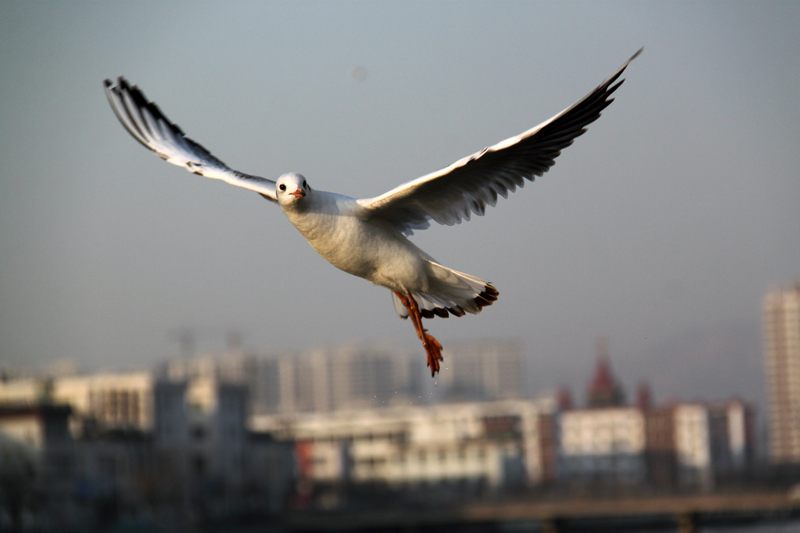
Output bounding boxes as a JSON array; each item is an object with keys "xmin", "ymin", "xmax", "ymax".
[{"xmin": 394, "ymin": 291, "xmax": 443, "ymax": 377}]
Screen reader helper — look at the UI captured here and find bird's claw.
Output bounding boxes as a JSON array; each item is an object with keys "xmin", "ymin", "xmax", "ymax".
[{"xmin": 423, "ymin": 332, "xmax": 443, "ymax": 376}]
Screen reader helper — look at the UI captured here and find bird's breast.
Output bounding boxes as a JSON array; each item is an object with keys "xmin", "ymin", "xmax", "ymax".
[{"xmin": 284, "ymin": 206, "xmax": 427, "ymax": 291}]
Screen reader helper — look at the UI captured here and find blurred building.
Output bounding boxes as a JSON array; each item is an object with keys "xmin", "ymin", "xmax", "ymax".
[
  {"xmin": 557, "ymin": 348, "xmax": 643, "ymax": 485},
  {"xmin": 672, "ymin": 400, "xmax": 754, "ymax": 490},
  {"xmin": 586, "ymin": 338, "xmax": 626, "ymax": 408},
  {"xmin": 643, "ymin": 405, "xmax": 677, "ymax": 486},
  {"xmin": 287, "ymin": 344, "xmax": 420, "ymax": 413},
  {"xmin": 763, "ymin": 280, "xmax": 800, "ymax": 464},
  {"xmin": 673, "ymin": 403, "xmax": 713, "ymax": 489},
  {"xmin": 558, "ymin": 399, "xmax": 754, "ymax": 490},
  {"xmin": 0, "ymin": 404, "xmax": 75, "ymax": 531},
  {"xmin": 0, "ymin": 375, "xmax": 294, "ymax": 529},
  {"xmin": 253, "ymin": 397, "xmax": 557, "ymax": 496},
  {"xmin": 437, "ymin": 340, "xmax": 526, "ymax": 401},
  {"xmin": 0, "ymin": 378, "xmax": 41, "ymax": 405},
  {"xmin": 556, "ymin": 353, "xmax": 755, "ymax": 490},
  {"xmin": 720, "ymin": 399, "xmax": 755, "ymax": 474},
  {"xmin": 161, "ymin": 339, "xmax": 527, "ymax": 416},
  {"xmin": 161, "ymin": 343, "xmax": 422, "ymax": 415},
  {"xmin": 152, "ymin": 378, "xmax": 250, "ymax": 511},
  {"xmin": 559, "ymin": 407, "xmax": 646, "ymax": 485},
  {"xmin": 0, "ymin": 372, "xmax": 155, "ymax": 434}
]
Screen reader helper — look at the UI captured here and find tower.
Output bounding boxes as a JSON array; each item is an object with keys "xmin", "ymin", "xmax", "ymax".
[
  {"xmin": 587, "ymin": 337, "xmax": 626, "ymax": 408},
  {"xmin": 763, "ymin": 280, "xmax": 800, "ymax": 463}
]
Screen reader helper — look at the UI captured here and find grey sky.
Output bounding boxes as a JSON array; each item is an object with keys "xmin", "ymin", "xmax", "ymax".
[{"xmin": 1, "ymin": 1, "xmax": 798, "ymax": 410}]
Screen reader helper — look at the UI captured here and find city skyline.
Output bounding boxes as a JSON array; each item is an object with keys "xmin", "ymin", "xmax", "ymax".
[
  {"xmin": 0, "ymin": 331, "xmax": 763, "ymax": 417},
  {"xmin": 2, "ymin": 2, "xmax": 799, "ymax": 418},
  {"xmin": 0, "ymin": 366, "xmax": 758, "ymax": 531}
]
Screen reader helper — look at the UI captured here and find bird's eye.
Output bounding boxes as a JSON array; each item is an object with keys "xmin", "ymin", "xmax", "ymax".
[
  {"xmin": 303, "ymin": 181, "xmax": 307, "ymax": 189},
  {"xmin": 279, "ymin": 184, "xmax": 286, "ymax": 191}
]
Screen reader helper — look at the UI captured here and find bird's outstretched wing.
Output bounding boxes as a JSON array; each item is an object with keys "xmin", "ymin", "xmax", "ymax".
[
  {"xmin": 104, "ymin": 77, "xmax": 278, "ymax": 203},
  {"xmin": 356, "ymin": 49, "xmax": 642, "ymax": 235}
]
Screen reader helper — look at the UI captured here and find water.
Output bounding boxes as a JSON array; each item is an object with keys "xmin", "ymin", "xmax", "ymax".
[
  {"xmin": 498, "ymin": 519, "xmax": 800, "ymax": 533},
  {"xmin": 200, "ymin": 520, "xmax": 800, "ymax": 533},
  {"xmin": 703, "ymin": 523, "xmax": 800, "ymax": 533}
]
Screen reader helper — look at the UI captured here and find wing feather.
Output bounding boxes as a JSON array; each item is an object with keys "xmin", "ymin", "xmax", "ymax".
[
  {"xmin": 356, "ymin": 49, "xmax": 641, "ymax": 234},
  {"xmin": 104, "ymin": 77, "xmax": 278, "ymax": 203}
]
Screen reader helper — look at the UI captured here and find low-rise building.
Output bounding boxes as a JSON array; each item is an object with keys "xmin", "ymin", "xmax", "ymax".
[
  {"xmin": 559, "ymin": 407, "xmax": 647, "ymax": 485},
  {"xmin": 0, "ymin": 372, "xmax": 155, "ymax": 434},
  {"xmin": 254, "ymin": 398, "xmax": 556, "ymax": 495},
  {"xmin": 0, "ymin": 404, "xmax": 76, "ymax": 531},
  {"xmin": 0, "ymin": 374, "xmax": 296, "ymax": 529},
  {"xmin": 673, "ymin": 403, "xmax": 713, "ymax": 489},
  {"xmin": 673, "ymin": 399, "xmax": 755, "ymax": 490}
]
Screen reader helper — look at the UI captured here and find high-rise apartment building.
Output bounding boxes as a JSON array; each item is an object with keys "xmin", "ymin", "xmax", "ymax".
[
  {"xmin": 163, "ymin": 343, "xmax": 422, "ymax": 414},
  {"xmin": 438, "ymin": 339, "xmax": 526, "ymax": 401},
  {"xmin": 763, "ymin": 280, "xmax": 800, "ymax": 463}
]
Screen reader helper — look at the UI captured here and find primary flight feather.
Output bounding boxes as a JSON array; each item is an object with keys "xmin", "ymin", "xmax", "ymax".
[{"xmin": 104, "ymin": 49, "xmax": 641, "ymax": 376}]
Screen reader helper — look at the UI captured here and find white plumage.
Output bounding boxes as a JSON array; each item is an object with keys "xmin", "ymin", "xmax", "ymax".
[{"xmin": 104, "ymin": 49, "xmax": 640, "ymax": 375}]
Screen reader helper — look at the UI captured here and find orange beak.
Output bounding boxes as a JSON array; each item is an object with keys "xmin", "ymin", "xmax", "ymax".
[{"xmin": 290, "ymin": 188, "xmax": 306, "ymax": 199}]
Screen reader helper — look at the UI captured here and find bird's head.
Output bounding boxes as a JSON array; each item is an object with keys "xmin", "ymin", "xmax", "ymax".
[{"xmin": 276, "ymin": 173, "xmax": 311, "ymax": 210}]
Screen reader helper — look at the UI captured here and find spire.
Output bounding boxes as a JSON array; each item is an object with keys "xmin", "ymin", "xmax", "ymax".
[
  {"xmin": 557, "ymin": 386, "xmax": 574, "ymax": 411},
  {"xmin": 587, "ymin": 337, "xmax": 626, "ymax": 408},
  {"xmin": 636, "ymin": 381, "xmax": 652, "ymax": 410}
]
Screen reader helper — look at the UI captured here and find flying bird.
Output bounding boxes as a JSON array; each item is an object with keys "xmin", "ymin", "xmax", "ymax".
[{"xmin": 104, "ymin": 49, "xmax": 641, "ymax": 376}]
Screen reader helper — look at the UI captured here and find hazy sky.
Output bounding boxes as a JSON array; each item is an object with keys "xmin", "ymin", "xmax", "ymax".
[{"xmin": 1, "ymin": 1, "xmax": 798, "ymax": 410}]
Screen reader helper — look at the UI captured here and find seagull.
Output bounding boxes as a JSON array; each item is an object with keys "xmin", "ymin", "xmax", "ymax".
[{"xmin": 104, "ymin": 49, "xmax": 640, "ymax": 376}]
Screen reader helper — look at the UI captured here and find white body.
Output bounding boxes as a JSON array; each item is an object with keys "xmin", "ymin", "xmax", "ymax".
[{"xmin": 276, "ymin": 175, "xmax": 491, "ymax": 318}]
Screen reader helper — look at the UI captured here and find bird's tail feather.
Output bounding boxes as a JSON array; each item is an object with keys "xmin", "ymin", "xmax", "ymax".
[{"xmin": 392, "ymin": 261, "xmax": 499, "ymax": 319}]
